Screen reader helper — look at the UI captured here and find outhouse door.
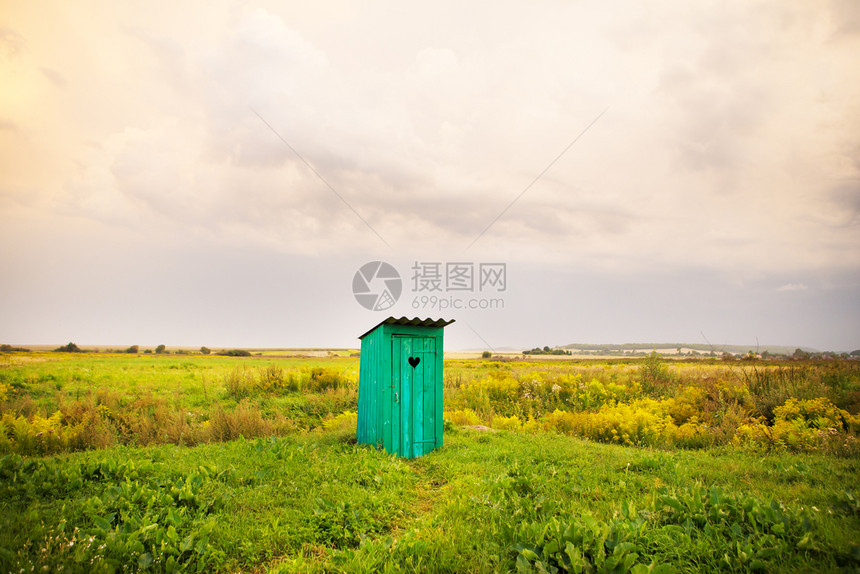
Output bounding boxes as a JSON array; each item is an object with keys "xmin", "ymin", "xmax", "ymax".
[{"xmin": 390, "ymin": 335, "xmax": 437, "ymax": 458}]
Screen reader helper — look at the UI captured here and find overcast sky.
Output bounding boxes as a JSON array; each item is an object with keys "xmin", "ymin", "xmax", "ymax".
[{"xmin": 1, "ymin": 1, "xmax": 859, "ymax": 351}]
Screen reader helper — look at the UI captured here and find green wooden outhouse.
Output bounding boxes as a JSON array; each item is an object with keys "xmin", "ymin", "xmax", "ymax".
[{"xmin": 357, "ymin": 317, "xmax": 454, "ymax": 458}]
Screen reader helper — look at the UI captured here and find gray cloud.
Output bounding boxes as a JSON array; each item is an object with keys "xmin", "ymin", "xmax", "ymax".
[
  {"xmin": 39, "ymin": 67, "xmax": 66, "ymax": 87},
  {"xmin": 1, "ymin": 1, "xmax": 859, "ymax": 350},
  {"xmin": 0, "ymin": 27, "xmax": 24, "ymax": 58},
  {"xmin": 828, "ymin": 179, "xmax": 860, "ymax": 226},
  {"xmin": 829, "ymin": 0, "xmax": 860, "ymax": 38}
]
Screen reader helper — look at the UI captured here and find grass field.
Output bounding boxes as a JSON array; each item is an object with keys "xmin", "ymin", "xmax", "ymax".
[{"xmin": 1, "ymin": 351, "xmax": 859, "ymax": 572}]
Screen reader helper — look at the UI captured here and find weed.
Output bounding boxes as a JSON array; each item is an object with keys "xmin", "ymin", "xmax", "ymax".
[
  {"xmin": 208, "ymin": 399, "xmax": 274, "ymax": 442},
  {"xmin": 639, "ymin": 352, "xmax": 674, "ymax": 397}
]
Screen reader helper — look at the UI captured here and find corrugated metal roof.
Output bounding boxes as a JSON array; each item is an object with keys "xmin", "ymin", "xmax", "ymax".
[{"xmin": 358, "ymin": 316, "xmax": 456, "ymax": 339}]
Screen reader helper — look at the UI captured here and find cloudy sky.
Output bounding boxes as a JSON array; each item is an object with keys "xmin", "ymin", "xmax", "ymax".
[{"xmin": 1, "ymin": 1, "xmax": 859, "ymax": 351}]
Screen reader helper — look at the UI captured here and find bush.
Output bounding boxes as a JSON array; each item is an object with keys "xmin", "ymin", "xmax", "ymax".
[
  {"xmin": 224, "ymin": 367, "xmax": 256, "ymax": 399},
  {"xmin": 124, "ymin": 345, "xmax": 139, "ymax": 354},
  {"xmin": 734, "ymin": 397, "xmax": 860, "ymax": 454},
  {"xmin": 455, "ymin": 371, "xmax": 521, "ymax": 417},
  {"xmin": 450, "ymin": 371, "xmax": 639, "ymax": 420},
  {"xmin": 321, "ymin": 410, "xmax": 358, "ymax": 433},
  {"xmin": 221, "ymin": 365, "xmax": 347, "ymax": 398},
  {"xmin": 259, "ymin": 365, "xmax": 285, "ymax": 391},
  {"xmin": 639, "ymin": 352, "xmax": 673, "ymax": 396},
  {"xmin": 207, "ymin": 399, "xmax": 274, "ymax": 441},
  {"xmin": 0, "ymin": 344, "xmax": 30, "ymax": 353},
  {"xmin": 541, "ymin": 402, "xmax": 674, "ymax": 447},
  {"xmin": 0, "ymin": 410, "xmax": 114, "ymax": 454},
  {"xmin": 742, "ymin": 365, "xmax": 823, "ymax": 423},
  {"xmin": 444, "ymin": 409, "xmax": 483, "ymax": 426},
  {"xmin": 491, "ymin": 414, "xmax": 524, "ymax": 431},
  {"xmin": 53, "ymin": 342, "xmax": 82, "ymax": 353},
  {"xmin": 218, "ymin": 349, "xmax": 251, "ymax": 357},
  {"xmin": 307, "ymin": 368, "xmax": 347, "ymax": 392}
]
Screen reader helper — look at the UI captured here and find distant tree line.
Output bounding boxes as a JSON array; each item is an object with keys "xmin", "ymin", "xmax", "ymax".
[
  {"xmin": 217, "ymin": 349, "xmax": 252, "ymax": 357},
  {"xmin": 0, "ymin": 344, "xmax": 31, "ymax": 353},
  {"xmin": 523, "ymin": 346, "xmax": 572, "ymax": 356},
  {"xmin": 44, "ymin": 343, "xmax": 217, "ymax": 355},
  {"xmin": 19, "ymin": 341, "xmax": 860, "ymax": 360}
]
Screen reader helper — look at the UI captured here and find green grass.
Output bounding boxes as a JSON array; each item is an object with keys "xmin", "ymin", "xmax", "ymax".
[
  {"xmin": 0, "ymin": 353, "xmax": 359, "ymax": 407},
  {"xmin": 0, "ymin": 353, "xmax": 361, "ymax": 452},
  {"xmin": 1, "ymin": 428, "xmax": 858, "ymax": 573},
  {"xmin": 1, "ymin": 352, "xmax": 859, "ymax": 571}
]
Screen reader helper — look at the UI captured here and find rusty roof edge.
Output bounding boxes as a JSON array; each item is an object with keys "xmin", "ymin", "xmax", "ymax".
[{"xmin": 358, "ymin": 316, "xmax": 456, "ymax": 339}]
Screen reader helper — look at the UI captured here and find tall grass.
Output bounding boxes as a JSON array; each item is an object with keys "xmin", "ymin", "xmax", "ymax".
[
  {"xmin": 0, "ymin": 358, "xmax": 359, "ymax": 454},
  {"xmin": 2, "ymin": 353, "xmax": 858, "ymax": 456},
  {"xmin": 442, "ymin": 357, "xmax": 859, "ymax": 455}
]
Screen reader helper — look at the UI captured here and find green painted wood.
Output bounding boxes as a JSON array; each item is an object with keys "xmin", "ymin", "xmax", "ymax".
[
  {"xmin": 414, "ymin": 338, "xmax": 424, "ymax": 457},
  {"xmin": 396, "ymin": 334, "xmax": 438, "ymax": 458},
  {"xmin": 382, "ymin": 330, "xmax": 392, "ymax": 453},
  {"xmin": 357, "ymin": 319, "xmax": 450, "ymax": 458},
  {"xmin": 401, "ymin": 336, "xmax": 412, "ymax": 457},
  {"xmin": 435, "ymin": 333, "xmax": 444, "ymax": 449},
  {"xmin": 358, "ymin": 326, "xmax": 385, "ymax": 445},
  {"xmin": 357, "ymin": 324, "xmax": 389, "ymax": 448},
  {"xmin": 357, "ymin": 333, "xmax": 369, "ymax": 443},
  {"xmin": 391, "ymin": 335, "xmax": 402, "ymax": 455},
  {"xmin": 423, "ymin": 337, "xmax": 436, "ymax": 455}
]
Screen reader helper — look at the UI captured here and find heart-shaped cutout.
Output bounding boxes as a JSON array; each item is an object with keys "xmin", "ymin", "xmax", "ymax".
[{"xmin": 408, "ymin": 356, "xmax": 420, "ymax": 368}]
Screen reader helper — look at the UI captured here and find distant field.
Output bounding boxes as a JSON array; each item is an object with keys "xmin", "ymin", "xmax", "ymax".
[
  {"xmin": 1, "ymin": 351, "xmax": 859, "ymax": 572},
  {"xmin": 15, "ymin": 345, "xmax": 361, "ymax": 357}
]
